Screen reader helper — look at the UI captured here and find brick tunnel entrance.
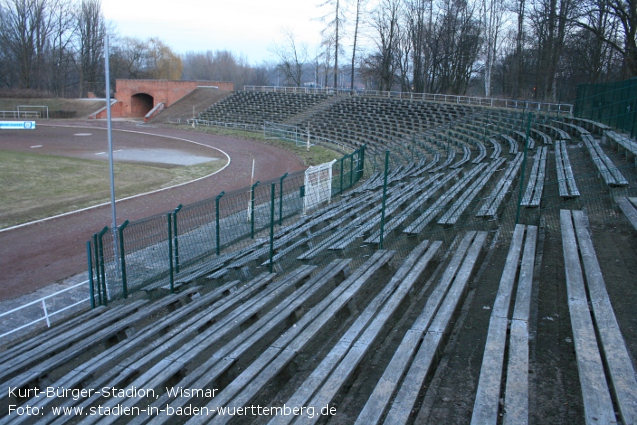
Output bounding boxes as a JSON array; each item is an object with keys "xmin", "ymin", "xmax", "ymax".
[
  {"xmin": 92, "ymin": 80, "xmax": 235, "ymax": 119},
  {"xmin": 131, "ymin": 93, "xmax": 154, "ymax": 117}
]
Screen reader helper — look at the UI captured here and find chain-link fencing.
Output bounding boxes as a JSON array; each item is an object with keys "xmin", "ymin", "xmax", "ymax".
[
  {"xmin": 87, "ymin": 145, "xmax": 366, "ymax": 305},
  {"xmin": 575, "ymin": 78, "xmax": 637, "ymax": 138}
]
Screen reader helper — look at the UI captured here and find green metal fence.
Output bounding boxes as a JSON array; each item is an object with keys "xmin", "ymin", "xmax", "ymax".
[
  {"xmin": 88, "ymin": 102, "xmax": 637, "ymax": 308},
  {"xmin": 575, "ymin": 78, "xmax": 637, "ymax": 138},
  {"xmin": 87, "ymin": 145, "xmax": 366, "ymax": 305}
]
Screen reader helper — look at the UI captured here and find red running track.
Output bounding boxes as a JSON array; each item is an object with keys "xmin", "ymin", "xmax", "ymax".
[{"xmin": 0, "ymin": 121, "xmax": 306, "ymax": 301}]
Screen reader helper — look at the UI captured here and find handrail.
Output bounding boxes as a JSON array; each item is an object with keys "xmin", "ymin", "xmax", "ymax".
[
  {"xmin": 0, "ymin": 280, "xmax": 90, "ymax": 340},
  {"xmin": 0, "ymin": 110, "xmax": 40, "ymax": 118},
  {"xmin": 243, "ymin": 85, "xmax": 573, "ymax": 115}
]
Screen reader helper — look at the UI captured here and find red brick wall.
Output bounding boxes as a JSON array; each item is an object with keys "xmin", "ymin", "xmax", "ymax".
[{"xmin": 109, "ymin": 80, "xmax": 234, "ymax": 118}]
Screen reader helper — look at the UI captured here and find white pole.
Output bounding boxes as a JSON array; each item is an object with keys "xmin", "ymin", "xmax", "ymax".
[
  {"xmin": 105, "ymin": 35, "xmax": 119, "ymax": 281},
  {"xmin": 105, "ymin": 36, "xmax": 116, "ymax": 232}
]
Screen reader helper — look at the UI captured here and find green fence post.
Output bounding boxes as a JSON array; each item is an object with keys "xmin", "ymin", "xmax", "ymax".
[
  {"xmin": 279, "ymin": 173, "xmax": 288, "ymax": 225},
  {"xmin": 515, "ymin": 113, "xmax": 532, "ymax": 225},
  {"xmin": 118, "ymin": 220, "xmax": 130, "ymax": 298},
  {"xmin": 339, "ymin": 156, "xmax": 345, "ymax": 194},
  {"xmin": 632, "ymin": 103, "xmax": 637, "ymax": 139},
  {"xmin": 87, "ymin": 241, "xmax": 95, "ymax": 309},
  {"xmin": 215, "ymin": 192, "xmax": 225, "ymax": 255},
  {"xmin": 269, "ymin": 183, "xmax": 276, "ymax": 273},
  {"xmin": 167, "ymin": 213, "xmax": 174, "ymax": 293},
  {"xmin": 92, "ymin": 233, "xmax": 101, "ymax": 306},
  {"xmin": 361, "ymin": 145, "xmax": 366, "ymax": 179},
  {"xmin": 251, "ymin": 181, "xmax": 260, "ymax": 239},
  {"xmin": 173, "ymin": 204, "xmax": 182, "ymax": 273},
  {"xmin": 379, "ymin": 150, "xmax": 390, "ymax": 250},
  {"xmin": 97, "ymin": 226, "xmax": 108, "ymax": 306},
  {"xmin": 349, "ymin": 152, "xmax": 354, "ymax": 188}
]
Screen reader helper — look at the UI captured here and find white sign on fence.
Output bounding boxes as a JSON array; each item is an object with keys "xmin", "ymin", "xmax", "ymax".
[
  {"xmin": 0, "ymin": 121, "xmax": 36, "ymax": 130},
  {"xmin": 303, "ymin": 159, "xmax": 337, "ymax": 214}
]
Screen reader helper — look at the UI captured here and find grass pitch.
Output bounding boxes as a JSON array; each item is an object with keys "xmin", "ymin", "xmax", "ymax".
[{"xmin": 0, "ymin": 150, "xmax": 225, "ymax": 228}]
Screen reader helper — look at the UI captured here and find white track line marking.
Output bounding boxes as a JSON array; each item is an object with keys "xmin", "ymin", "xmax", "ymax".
[{"xmin": 1, "ymin": 124, "xmax": 231, "ymax": 233}]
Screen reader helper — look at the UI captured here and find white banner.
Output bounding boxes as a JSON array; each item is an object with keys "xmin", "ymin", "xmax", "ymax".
[{"xmin": 0, "ymin": 121, "xmax": 36, "ymax": 130}]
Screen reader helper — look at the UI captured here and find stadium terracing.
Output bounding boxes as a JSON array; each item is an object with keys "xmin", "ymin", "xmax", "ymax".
[{"xmin": 2, "ymin": 86, "xmax": 636, "ymax": 425}]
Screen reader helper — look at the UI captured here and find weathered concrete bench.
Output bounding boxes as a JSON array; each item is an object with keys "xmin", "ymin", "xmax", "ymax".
[
  {"xmin": 487, "ymin": 137, "xmax": 502, "ymax": 159},
  {"xmin": 476, "ymin": 153, "xmax": 524, "ymax": 218},
  {"xmin": 2, "ymin": 280, "xmax": 247, "ymax": 423},
  {"xmin": 520, "ymin": 146, "xmax": 548, "ymax": 207},
  {"xmin": 561, "ymin": 209, "xmax": 637, "ymax": 425},
  {"xmin": 270, "ymin": 239, "xmax": 442, "ymax": 425},
  {"xmin": 512, "ymin": 130, "xmax": 535, "ymax": 150},
  {"xmin": 0, "ymin": 304, "xmax": 109, "ymax": 364},
  {"xmin": 538, "ymin": 123, "xmax": 570, "ymax": 142},
  {"xmin": 500, "ymin": 134, "xmax": 519, "ymax": 154},
  {"xmin": 355, "ymin": 231, "xmax": 488, "ymax": 424},
  {"xmin": 604, "ymin": 130, "xmax": 637, "ymax": 167},
  {"xmin": 451, "ymin": 144, "xmax": 472, "ymax": 169},
  {"xmin": 530, "ymin": 127, "xmax": 552, "ymax": 145},
  {"xmin": 428, "ymin": 147, "xmax": 456, "ymax": 173},
  {"xmin": 555, "ymin": 140, "xmax": 580, "ymax": 198},
  {"xmin": 471, "ymin": 224, "xmax": 537, "ymax": 424},
  {"xmin": 123, "ymin": 260, "xmax": 353, "ymax": 425},
  {"xmin": 183, "ymin": 251, "xmax": 396, "ymax": 425},
  {"xmin": 0, "ymin": 299, "xmax": 149, "ymax": 385},
  {"xmin": 365, "ymin": 171, "xmax": 459, "ymax": 244},
  {"xmin": 554, "ymin": 120, "xmax": 590, "ymax": 138},
  {"xmin": 581, "ymin": 134, "xmax": 629, "ymax": 186},
  {"xmin": 439, "ymin": 158, "xmax": 506, "ymax": 225},
  {"xmin": 405, "ymin": 163, "xmax": 489, "ymax": 234},
  {"xmin": 1, "ymin": 288, "xmax": 205, "ymax": 406},
  {"xmin": 472, "ymin": 141, "xmax": 487, "ymax": 164},
  {"xmin": 564, "ymin": 116, "xmax": 611, "ymax": 135},
  {"xmin": 70, "ymin": 267, "xmax": 318, "ymax": 425},
  {"xmin": 616, "ymin": 196, "xmax": 637, "ymax": 232},
  {"xmin": 27, "ymin": 274, "xmax": 278, "ymax": 423}
]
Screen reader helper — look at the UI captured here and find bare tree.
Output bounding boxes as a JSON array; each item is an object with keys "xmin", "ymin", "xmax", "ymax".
[
  {"xmin": 405, "ymin": 0, "xmax": 431, "ymax": 93},
  {"xmin": 349, "ymin": 0, "xmax": 367, "ymax": 89},
  {"xmin": 75, "ymin": 0, "xmax": 105, "ymax": 96},
  {"xmin": 271, "ymin": 28, "xmax": 308, "ymax": 86},
  {"xmin": 481, "ymin": 0, "xmax": 506, "ymax": 96},
  {"xmin": 318, "ymin": 0, "xmax": 347, "ymax": 87},
  {"xmin": 48, "ymin": 0, "xmax": 76, "ymax": 96},
  {"xmin": 364, "ymin": 0, "xmax": 402, "ymax": 91},
  {"xmin": 0, "ymin": 0, "xmax": 50, "ymax": 89},
  {"xmin": 573, "ymin": 0, "xmax": 637, "ymax": 77}
]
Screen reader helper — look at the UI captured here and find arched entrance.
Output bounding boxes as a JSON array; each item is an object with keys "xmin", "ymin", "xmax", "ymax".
[{"xmin": 130, "ymin": 93, "xmax": 154, "ymax": 117}]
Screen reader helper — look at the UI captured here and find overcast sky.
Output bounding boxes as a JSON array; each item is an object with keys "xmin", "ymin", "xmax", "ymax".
[{"xmin": 102, "ymin": 0, "xmax": 326, "ymax": 64}]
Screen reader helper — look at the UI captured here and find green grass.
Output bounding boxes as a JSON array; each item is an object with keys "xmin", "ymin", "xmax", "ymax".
[
  {"xmin": 183, "ymin": 125, "xmax": 345, "ymax": 167},
  {"xmin": 0, "ymin": 150, "xmax": 226, "ymax": 228}
]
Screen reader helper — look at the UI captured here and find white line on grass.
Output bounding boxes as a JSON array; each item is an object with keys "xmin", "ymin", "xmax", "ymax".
[{"xmin": 0, "ymin": 124, "xmax": 231, "ymax": 233}]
